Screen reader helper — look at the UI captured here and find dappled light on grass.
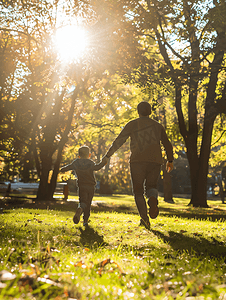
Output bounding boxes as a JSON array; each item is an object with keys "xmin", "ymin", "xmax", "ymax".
[{"xmin": 0, "ymin": 202, "xmax": 226, "ymax": 299}]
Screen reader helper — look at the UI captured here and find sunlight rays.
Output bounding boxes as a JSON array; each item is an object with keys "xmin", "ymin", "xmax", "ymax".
[{"xmin": 54, "ymin": 25, "xmax": 88, "ymax": 62}]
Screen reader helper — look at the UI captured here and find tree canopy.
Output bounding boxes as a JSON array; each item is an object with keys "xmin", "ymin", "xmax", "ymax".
[
  {"xmin": 101, "ymin": 0, "xmax": 226, "ymax": 206},
  {"xmin": 1, "ymin": 0, "xmax": 225, "ymax": 205}
]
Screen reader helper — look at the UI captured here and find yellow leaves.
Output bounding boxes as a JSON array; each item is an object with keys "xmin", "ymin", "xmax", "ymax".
[
  {"xmin": 33, "ymin": 82, "xmax": 44, "ymax": 87},
  {"xmin": 174, "ymin": 152, "xmax": 179, "ymax": 159},
  {"xmin": 33, "ymin": 83, "xmax": 53, "ymax": 93},
  {"xmin": 45, "ymin": 88, "xmax": 53, "ymax": 93},
  {"xmin": 1, "ymin": 96, "xmax": 8, "ymax": 101}
]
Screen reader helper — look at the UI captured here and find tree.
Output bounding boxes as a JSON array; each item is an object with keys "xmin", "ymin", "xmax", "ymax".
[
  {"xmin": 0, "ymin": 0, "xmax": 93, "ymax": 198},
  {"xmin": 0, "ymin": 5, "xmax": 38, "ymax": 182},
  {"xmin": 0, "ymin": 0, "xmax": 147, "ymax": 199},
  {"xmin": 106, "ymin": 0, "xmax": 226, "ymax": 207}
]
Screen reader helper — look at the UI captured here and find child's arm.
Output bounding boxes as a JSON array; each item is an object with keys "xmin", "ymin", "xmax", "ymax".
[
  {"xmin": 93, "ymin": 157, "xmax": 109, "ymax": 171},
  {"xmin": 60, "ymin": 163, "xmax": 74, "ymax": 173}
]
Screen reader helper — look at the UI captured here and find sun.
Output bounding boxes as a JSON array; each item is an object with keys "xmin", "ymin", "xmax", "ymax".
[{"xmin": 54, "ymin": 25, "xmax": 88, "ymax": 62}]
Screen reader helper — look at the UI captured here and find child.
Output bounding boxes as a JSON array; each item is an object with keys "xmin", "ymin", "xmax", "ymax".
[{"xmin": 60, "ymin": 146, "xmax": 109, "ymax": 226}]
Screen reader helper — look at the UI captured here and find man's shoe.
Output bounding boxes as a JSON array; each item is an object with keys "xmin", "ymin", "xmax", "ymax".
[
  {"xmin": 73, "ymin": 207, "xmax": 83, "ymax": 224},
  {"xmin": 139, "ymin": 218, "xmax": 150, "ymax": 229},
  {"xmin": 164, "ymin": 199, "xmax": 175, "ymax": 204},
  {"xmin": 83, "ymin": 220, "xmax": 89, "ymax": 227},
  {"xmin": 148, "ymin": 196, "xmax": 159, "ymax": 219}
]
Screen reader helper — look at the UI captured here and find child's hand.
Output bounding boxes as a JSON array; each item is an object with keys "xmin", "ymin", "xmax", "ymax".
[
  {"xmin": 166, "ymin": 161, "xmax": 174, "ymax": 173},
  {"xmin": 102, "ymin": 156, "xmax": 109, "ymax": 165}
]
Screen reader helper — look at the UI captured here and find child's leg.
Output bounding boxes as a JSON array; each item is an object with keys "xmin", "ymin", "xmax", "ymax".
[
  {"xmin": 73, "ymin": 186, "xmax": 88, "ymax": 224},
  {"xmin": 83, "ymin": 186, "xmax": 95, "ymax": 224}
]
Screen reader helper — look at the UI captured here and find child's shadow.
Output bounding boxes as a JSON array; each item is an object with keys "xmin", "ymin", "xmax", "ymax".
[{"xmin": 79, "ymin": 225, "xmax": 108, "ymax": 248}]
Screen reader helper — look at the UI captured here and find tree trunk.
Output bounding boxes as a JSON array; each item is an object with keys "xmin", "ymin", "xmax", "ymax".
[
  {"xmin": 218, "ymin": 174, "xmax": 225, "ymax": 204},
  {"xmin": 49, "ymin": 141, "xmax": 67, "ymax": 199},
  {"xmin": 174, "ymin": 80, "xmax": 216, "ymax": 208},
  {"xmin": 36, "ymin": 158, "xmax": 52, "ymax": 200},
  {"xmin": 189, "ymin": 162, "xmax": 209, "ymax": 208},
  {"xmin": 162, "ymin": 160, "xmax": 174, "ymax": 203},
  {"xmin": 35, "ymin": 89, "xmax": 78, "ymax": 201},
  {"xmin": 188, "ymin": 119, "xmax": 215, "ymax": 207}
]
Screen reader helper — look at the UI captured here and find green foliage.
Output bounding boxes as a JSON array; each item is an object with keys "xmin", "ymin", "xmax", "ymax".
[
  {"xmin": 1, "ymin": 0, "xmax": 225, "ymax": 206},
  {"xmin": 0, "ymin": 0, "xmax": 153, "ymax": 196},
  {"xmin": 60, "ymin": 75, "xmax": 149, "ymax": 194},
  {"xmin": 209, "ymin": 114, "xmax": 226, "ymax": 171},
  {"xmin": 106, "ymin": 0, "xmax": 226, "ymax": 205}
]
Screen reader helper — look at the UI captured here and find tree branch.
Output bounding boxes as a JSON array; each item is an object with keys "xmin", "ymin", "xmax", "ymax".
[
  {"xmin": 0, "ymin": 27, "xmax": 39, "ymax": 45},
  {"xmin": 211, "ymin": 130, "xmax": 226, "ymax": 147},
  {"xmin": 175, "ymin": 84, "xmax": 188, "ymax": 141}
]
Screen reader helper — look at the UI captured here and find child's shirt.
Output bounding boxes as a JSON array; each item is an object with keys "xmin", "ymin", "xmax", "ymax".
[{"xmin": 61, "ymin": 158, "xmax": 106, "ymax": 187}]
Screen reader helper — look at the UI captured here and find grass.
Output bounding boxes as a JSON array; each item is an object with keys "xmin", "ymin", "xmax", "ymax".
[{"xmin": 0, "ymin": 195, "xmax": 226, "ymax": 299}]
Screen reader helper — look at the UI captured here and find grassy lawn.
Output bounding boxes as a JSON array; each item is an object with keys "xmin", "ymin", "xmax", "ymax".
[{"xmin": 0, "ymin": 195, "xmax": 226, "ymax": 299}]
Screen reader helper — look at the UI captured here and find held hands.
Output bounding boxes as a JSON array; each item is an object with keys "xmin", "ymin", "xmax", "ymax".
[{"xmin": 166, "ymin": 161, "xmax": 174, "ymax": 173}]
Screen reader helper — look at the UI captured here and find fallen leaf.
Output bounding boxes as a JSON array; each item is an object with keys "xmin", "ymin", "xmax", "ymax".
[
  {"xmin": 37, "ymin": 277, "xmax": 63, "ymax": 287},
  {"xmin": 0, "ymin": 282, "xmax": 7, "ymax": 288},
  {"xmin": 0, "ymin": 270, "xmax": 16, "ymax": 281},
  {"xmin": 98, "ymin": 259, "xmax": 111, "ymax": 268},
  {"xmin": 74, "ymin": 261, "xmax": 89, "ymax": 269}
]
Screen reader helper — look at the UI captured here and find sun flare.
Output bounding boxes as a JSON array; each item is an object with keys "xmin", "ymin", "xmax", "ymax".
[{"xmin": 54, "ymin": 25, "xmax": 88, "ymax": 62}]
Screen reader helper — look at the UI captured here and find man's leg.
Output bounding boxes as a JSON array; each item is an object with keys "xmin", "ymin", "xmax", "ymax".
[
  {"xmin": 145, "ymin": 163, "xmax": 161, "ymax": 219},
  {"xmin": 130, "ymin": 162, "xmax": 150, "ymax": 226}
]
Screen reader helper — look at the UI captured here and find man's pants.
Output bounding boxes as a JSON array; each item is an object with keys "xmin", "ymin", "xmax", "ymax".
[
  {"xmin": 77, "ymin": 185, "xmax": 95, "ymax": 222},
  {"xmin": 130, "ymin": 162, "xmax": 161, "ymax": 221}
]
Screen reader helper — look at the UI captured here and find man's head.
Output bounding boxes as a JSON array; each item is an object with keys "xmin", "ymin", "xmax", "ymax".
[
  {"xmin": 78, "ymin": 146, "xmax": 90, "ymax": 159},
  {"xmin": 137, "ymin": 101, "xmax": 151, "ymax": 117}
]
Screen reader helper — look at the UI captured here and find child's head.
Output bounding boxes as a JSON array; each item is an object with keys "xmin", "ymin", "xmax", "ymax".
[
  {"xmin": 78, "ymin": 146, "xmax": 90, "ymax": 159},
  {"xmin": 137, "ymin": 101, "xmax": 151, "ymax": 116}
]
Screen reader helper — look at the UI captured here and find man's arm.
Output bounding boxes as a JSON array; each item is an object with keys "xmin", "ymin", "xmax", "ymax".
[
  {"xmin": 161, "ymin": 128, "xmax": 174, "ymax": 162},
  {"xmin": 105, "ymin": 124, "xmax": 131, "ymax": 158},
  {"xmin": 161, "ymin": 127, "xmax": 174, "ymax": 173}
]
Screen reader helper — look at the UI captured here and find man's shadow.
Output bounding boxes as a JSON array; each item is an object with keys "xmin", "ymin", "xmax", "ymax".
[
  {"xmin": 78, "ymin": 225, "xmax": 108, "ymax": 248},
  {"xmin": 152, "ymin": 229, "xmax": 226, "ymax": 258}
]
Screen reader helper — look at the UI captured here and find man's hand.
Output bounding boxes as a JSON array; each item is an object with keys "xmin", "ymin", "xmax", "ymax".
[
  {"xmin": 102, "ymin": 156, "xmax": 110, "ymax": 165},
  {"xmin": 166, "ymin": 161, "xmax": 174, "ymax": 173}
]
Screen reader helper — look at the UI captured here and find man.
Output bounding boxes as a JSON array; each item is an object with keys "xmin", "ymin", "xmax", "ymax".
[{"xmin": 104, "ymin": 101, "xmax": 174, "ymax": 228}]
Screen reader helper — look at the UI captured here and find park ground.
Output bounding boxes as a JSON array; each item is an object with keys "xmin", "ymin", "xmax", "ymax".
[{"xmin": 0, "ymin": 194, "xmax": 226, "ymax": 299}]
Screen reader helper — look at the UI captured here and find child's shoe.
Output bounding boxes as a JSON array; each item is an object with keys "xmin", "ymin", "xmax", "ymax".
[
  {"xmin": 73, "ymin": 207, "xmax": 83, "ymax": 224},
  {"xmin": 148, "ymin": 196, "xmax": 159, "ymax": 219}
]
